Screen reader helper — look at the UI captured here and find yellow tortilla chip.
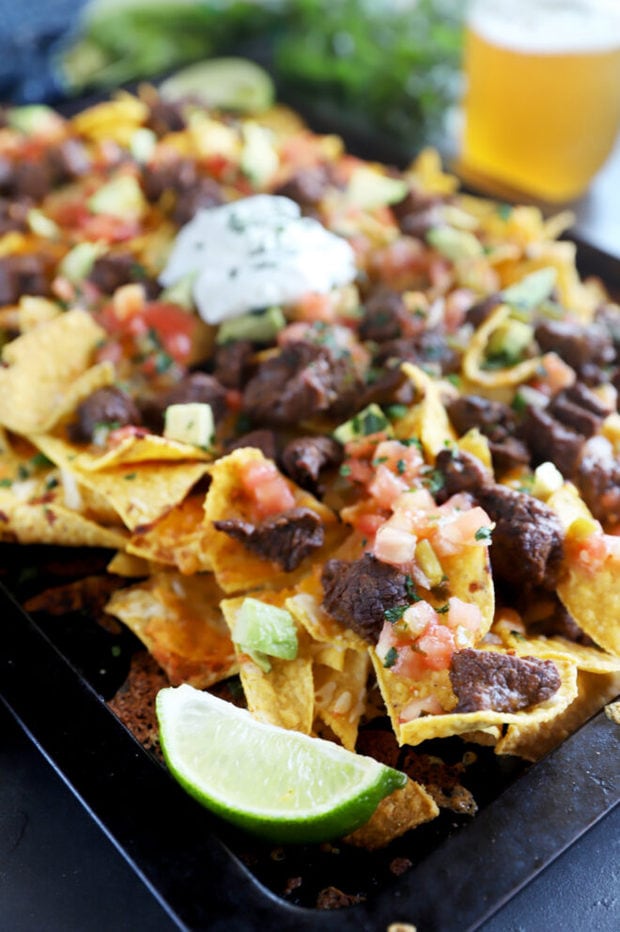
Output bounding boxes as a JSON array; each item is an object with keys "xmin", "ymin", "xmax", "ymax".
[
  {"xmin": 462, "ymin": 305, "xmax": 541, "ymax": 389},
  {"xmin": 107, "ymin": 551, "xmax": 152, "ymax": 577},
  {"xmin": 105, "ymin": 572, "xmax": 237, "ymax": 688},
  {"xmin": 286, "ymin": 572, "xmax": 367, "ymax": 653},
  {"xmin": 370, "ymin": 646, "xmax": 578, "ymax": 747},
  {"xmin": 0, "ymin": 488, "xmax": 127, "ymax": 549},
  {"xmin": 495, "ymin": 630, "xmax": 620, "ymax": 674},
  {"xmin": 313, "ymin": 649, "xmax": 370, "ymax": 751},
  {"xmin": 557, "ymin": 551, "xmax": 620, "ymax": 656},
  {"xmin": 344, "ymin": 776, "xmax": 439, "ymax": 850},
  {"xmin": 204, "ymin": 447, "xmax": 343, "ymax": 593},
  {"xmin": 496, "ymin": 670, "xmax": 620, "ymax": 761},
  {"xmin": 221, "ymin": 589, "xmax": 314, "ymax": 734},
  {"xmin": 29, "ymin": 434, "xmax": 210, "ymax": 531},
  {"xmin": 0, "ymin": 310, "xmax": 112, "ymax": 433},
  {"xmin": 394, "ymin": 363, "xmax": 456, "ymax": 459},
  {"xmin": 71, "ymin": 433, "xmax": 212, "ymax": 471},
  {"xmin": 435, "ymin": 545, "xmax": 495, "ymax": 637},
  {"xmin": 127, "ymin": 493, "xmax": 213, "ymax": 574}
]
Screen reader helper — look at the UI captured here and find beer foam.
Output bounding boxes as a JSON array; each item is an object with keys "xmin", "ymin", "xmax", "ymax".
[{"xmin": 469, "ymin": 1, "xmax": 620, "ymax": 55}]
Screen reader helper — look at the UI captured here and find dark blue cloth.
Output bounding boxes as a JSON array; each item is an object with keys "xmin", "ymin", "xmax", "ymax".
[{"xmin": 0, "ymin": 0, "xmax": 87, "ymax": 102}]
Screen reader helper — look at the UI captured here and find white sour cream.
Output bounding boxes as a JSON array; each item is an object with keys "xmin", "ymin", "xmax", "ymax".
[{"xmin": 159, "ymin": 194, "xmax": 357, "ymax": 324}]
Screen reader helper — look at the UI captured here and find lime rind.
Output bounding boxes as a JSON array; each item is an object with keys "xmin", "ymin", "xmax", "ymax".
[
  {"xmin": 156, "ymin": 685, "xmax": 406, "ymax": 843},
  {"xmin": 159, "ymin": 57, "xmax": 275, "ymax": 114}
]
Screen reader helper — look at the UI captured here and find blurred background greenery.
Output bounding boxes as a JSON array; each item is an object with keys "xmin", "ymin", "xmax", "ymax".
[{"xmin": 2, "ymin": 1, "xmax": 465, "ymax": 157}]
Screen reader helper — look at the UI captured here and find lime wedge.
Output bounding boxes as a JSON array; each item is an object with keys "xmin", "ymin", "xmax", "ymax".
[
  {"xmin": 159, "ymin": 57, "xmax": 275, "ymax": 114},
  {"xmin": 156, "ymin": 684, "xmax": 406, "ymax": 842}
]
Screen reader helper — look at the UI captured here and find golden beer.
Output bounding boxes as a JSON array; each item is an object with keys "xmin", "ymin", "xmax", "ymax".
[{"xmin": 462, "ymin": 0, "xmax": 620, "ymax": 201}]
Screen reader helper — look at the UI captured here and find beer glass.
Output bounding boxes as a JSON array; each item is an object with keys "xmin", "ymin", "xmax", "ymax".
[{"xmin": 461, "ymin": 0, "xmax": 620, "ymax": 201}]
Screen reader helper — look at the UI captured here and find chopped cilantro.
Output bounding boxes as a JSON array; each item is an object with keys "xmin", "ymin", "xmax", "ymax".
[
  {"xmin": 396, "ymin": 458, "xmax": 406, "ymax": 475},
  {"xmin": 421, "ymin": 467, "xmax": 445, "ymax": 495},
  {"xmin": 339, "ymin": 463, "xmax": 352, "ymax": 477},
  {"xmin": 496, "ymin": 203, "xmax": 512, "ymax": 220},
  {"xmin": 124, "ymin": 472, "xmax": 137, "ymax": 480},
  {"xmin": 384, "ymin": 604, "xmax": 407, "ymax": 623},
  {"xmin": 0, "ymin": 477, "xmax": 12, "ymax": 487},
  {"xmin": 383, "ymin": 646, "xmax": 398, "ymax": 668},
  {"xmin": 30, "ymin": 452, "xmax": 53, "ymax": 469},
  {"xmin": 405, "ymin": 575, "xmax": 420, "ymax": 602},
  {"xmin": 475, "ymin": 526, "xmax": 493, "ymax": 542},
  {"xmin": 436, "ymin": 603, "xmax": 449, "ymax": 614},
  {"xmin": 17, "ymin": 464, "xmax": 30, "ymax": 480},
  {"xmin": 386, "ymin": 404, "xmax": 408, "ymax": 420}
]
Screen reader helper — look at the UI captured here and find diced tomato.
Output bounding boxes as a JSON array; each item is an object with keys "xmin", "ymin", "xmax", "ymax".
[
  {"xmin": 432, "ymin": 504, "xmax": 492, "ymax": 557},
  {"xmin": 535, "ymin": 351, "xmax": 576, "ymax": 396},
  {"xmin": 107, "ymin": 425, "xmax": 150, "ymax": 446},
  {"xmin": 291, "ymin": 292, "xmax": 337, "ymax": 324},
  {"xmin": 368, "ymin": 464, "xmax": 409, "ymax": 509},
  {"xmin": 81, "ymin": 213, "xmax": 140, "ymax": 243},
  {"xmin": 348, "ymin": 509, "xmax": 385, "ymax": 541},
  {"xmin": 445, "ymin": 597, "xmax": 484, "ymax": 635},
  {"xmin": 416, "ymin": 622, "xmax": 455, "ymax": 671},
  {"xmin": 373, "ymin": 523, "xmax": 416, "ymax": 566},
  {"xmin": 568, "ymin": 529, "xmax": 608, "ymax": 574},
  {"xmin": 402, "ymin": 600, "xmax": 437, "ymax": 637},
  {"xmin": 239, "ymin": 459, "xmax": 295, "ymax": 518}
]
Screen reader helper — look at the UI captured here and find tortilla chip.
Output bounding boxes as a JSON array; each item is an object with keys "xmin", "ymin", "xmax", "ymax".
[
  {"xmin": 0, "ymin": 488, "xmax": 128, "ymax": 549},
  {"xmin": 395, "ymin": 363, "xmax": 456, "ymax": 459},
  {"xmin": 221, "ymin": 589, "xmax": 314, "ymax": 734},
  {"xmin": 314, "ymin": 649, "xmax": 370, "ymax": 751},
  {"xmin": 496, "ymin": 670, "xmax": 620, "ymax": 761},
  {"xmin": 0, "ymin": 310, "xmax": 112, "ymax": 433},
  {"xmin": 495, "ymin": 630, "xmax": 620, "ymax": 674},
  {"xmin": 557, "ymin": 552, "xmax": 620, "ymax": 655},
  {"xmin": 127, "ymin": 493, "xmax": 213, "ymax": 574},
  {"xmin": 107, "ymin": 551, "xmax": 152, "ymax": 577},
  {"xmin": 435, "ymin": 545, "xmax": 495, "ymax": 637},
  {"xmin": 462, "ymin": 305, "xmax": 541, "ymax": 389},
  {"xmin": 30, "ymin": 434, "xmax": 210, "ymax": 530},
  {"xmin": 204, "ymin": 447, "xmax": 343, "ymax": 593},
  {"xmin": 105, "ymin": 572, "xmax": 237, "ymax": 688},
  {"xmin": 286, "ymin": 572, "xmax": 367, "ymax": 653},
  {"xmin": 71, "ymin": 433, "xmax": 212, "ymax": 471},
  {"xmin": 343, "ymin": 777, "xmax": 439, "ymax": 849},
  {"xmin": 370, "ymin": 644, "xmax": 578, "ymax": 747}
]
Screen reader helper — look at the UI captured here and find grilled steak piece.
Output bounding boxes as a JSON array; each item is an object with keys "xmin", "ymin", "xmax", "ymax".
[
  {"xmin": 447, "ymin": 394, "xmax": 529, "ymax": 473},
  {"xmin": 70, "ymin": 387, "xmax": 141, "ymax": 442},
  {"xmin": 519, "ymin": 405, "xmax": 584, "ymax": 478},
  {"xmin": 476, "ymin": 483, "xmax": 565, "ymax": 590},
  {"xmin": 225, "ymin": 429, "xmax": 278, "ymax": 461},
  {"xmin": 213, "ymin": 339, "xmax": 254, "ymax": 389},
  {"xmin": 242, "ymin": 340, "xmax": 359, "ymax": 427},
  {"xmin": 280, "ymin": 436, "xmax": 343, "ymax": 492},
  {"xmin": 449, "ymin": 648, "xmax": 561, "ymax": 713},
  {"xmin": 321, "ymin": 553, "xmax": 410, "ymax": 644},
  {"xmin": 575, "ymin": 436, "xmax": 620, "ymax": 526},
  {"xmin": 214, "ymin": 507, "xmax": 324, "ymax": 572},
  {"xmin": 535, "ymin": 319, "xmax": 614, "ymax": 384}
]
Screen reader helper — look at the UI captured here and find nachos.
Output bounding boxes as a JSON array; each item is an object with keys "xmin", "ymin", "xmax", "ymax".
[{"xmin": 1, "ymin": 82, "xmax": 619, "ymax": 850}]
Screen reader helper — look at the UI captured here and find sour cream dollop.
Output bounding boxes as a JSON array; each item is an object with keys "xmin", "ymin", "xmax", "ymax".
[{"xmin": 159, "ymin": 194, "xmax": 357, "ymax": 324}]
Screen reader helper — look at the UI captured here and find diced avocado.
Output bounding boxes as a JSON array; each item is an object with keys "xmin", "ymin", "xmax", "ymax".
[
  {"xmin": 163, "ymin": 403, "xmax": 214, "ymax": 449},
  {"xmin": 88, "ymin": 175, "xmax": 146, "ymax": 220},
  {"xmin": 58, "ymin": 242, "xmax": 106, "ymax": 283},
  {"xmin": 486, "ymin": 319, "xmax": 534, "ymax": 366},
  {"xmin": 333, "ymin": 403, "xmax": 393, "ymax": 444},
  {"xmin": 501, "ymin": 267, "xmax": 557, "ymax": 315},
  {"xmin": 240, "ymin": 122, "xmax": 279, "ymax": 188},
  {"xmin": 216, "ymin": 306, "xmax": 286, "ymax": 345},
  {"xmin": 160, "ymin": 272, "xmax": 197, "ymax": 311},
  {"xmin": 129, "ymin": 127, "xmax": 157, "ymax": 164},
  {"xmin": 233, "ymin": 597, "xmax": 298, "ymax": 673},
  {"xmin": 7, "ymin": 104, "xmax": 59, "ymax": 135},
  {"xmin": 27, "ymin": 209, "xmax": 60, "ymax": 240},
  {"xmin": 426, "ymin": 226, "xmax": 483, "ymax": 261},
  {"xmin": 346, "ymin": 167, "xmax": 408, "ymax": 210}
]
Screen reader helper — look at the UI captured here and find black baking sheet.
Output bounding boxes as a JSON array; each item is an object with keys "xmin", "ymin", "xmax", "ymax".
[
  {"xmin": 1, "ymin": 86, "xmax": 619, "ymax": 928},
  {"xmin": 1, "ymin": 574, "xmax": 618, "ymax": 932}
]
